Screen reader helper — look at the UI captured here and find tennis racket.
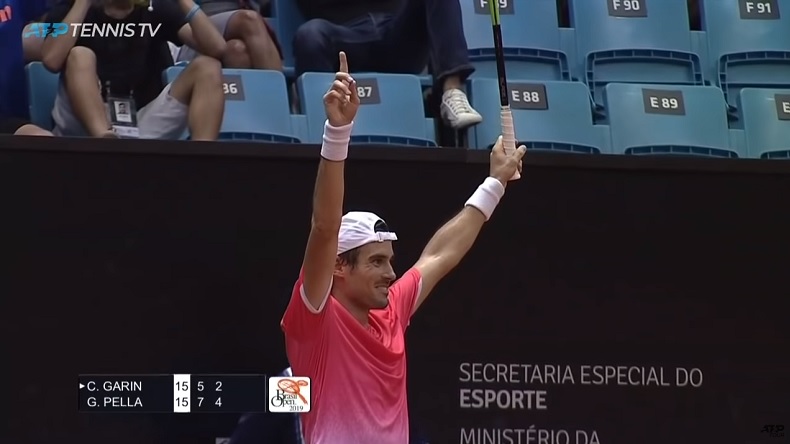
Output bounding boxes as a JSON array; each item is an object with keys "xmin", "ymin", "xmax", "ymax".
[{"xmin": 487, "ymin": 0, "xmax": 521, "ymax": 180}]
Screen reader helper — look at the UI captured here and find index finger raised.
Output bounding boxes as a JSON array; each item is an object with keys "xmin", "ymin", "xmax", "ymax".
[
  {"xmin": 339, "ymin": 51, "xmax": 349, "ymax": 73},
  {"xmin": 490, "ymin": 135, "xmax": 504, "ymax": 154}
]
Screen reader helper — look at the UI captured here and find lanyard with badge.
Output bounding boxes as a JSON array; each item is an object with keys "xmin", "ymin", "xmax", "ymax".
[{"xmin": 105, "ymin": 81, "xmax": 140, "ymax": 138}]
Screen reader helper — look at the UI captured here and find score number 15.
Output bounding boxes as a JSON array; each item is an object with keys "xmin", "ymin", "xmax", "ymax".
[{"xmin": 197, "ymin": 380, "xmax": 223, "ymax": 407}]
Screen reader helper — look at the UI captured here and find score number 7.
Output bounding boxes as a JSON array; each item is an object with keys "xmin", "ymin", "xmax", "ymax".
[{"xmin": 196, "ymin": 380, "xmax": 224, "ymax": 407}]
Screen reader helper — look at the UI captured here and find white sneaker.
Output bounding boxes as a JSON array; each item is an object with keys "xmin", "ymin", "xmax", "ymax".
[{"xmin": 440, "ymin": 88, "xmax": 483, "ymax": 130}]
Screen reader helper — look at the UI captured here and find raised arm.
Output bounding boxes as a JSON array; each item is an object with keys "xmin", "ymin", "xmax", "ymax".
[
  {"xmin": 174, "ymin": 0, "xmax": 226, "ymax": 60},
  {"xmin": 41, "ymin": 0, "xmax": 91, "ymax": 72},
  {"xmin": 301, "ymin": 52, "xmax": 360, "ymax": 311},
  {"xmin": 411, "ymin": 136, "xmax": 526, "ymax": 313}
]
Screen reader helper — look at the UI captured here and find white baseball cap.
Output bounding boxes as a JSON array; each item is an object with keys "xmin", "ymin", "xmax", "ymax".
[{"xmin": 337, "ymin": 211, "xmax": 398, "ymax": 255}]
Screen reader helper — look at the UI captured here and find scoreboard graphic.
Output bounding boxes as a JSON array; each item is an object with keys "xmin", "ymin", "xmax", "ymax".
[{"xmin": 77, "ymin": 374, "xmax": 311, "ymax": 413}]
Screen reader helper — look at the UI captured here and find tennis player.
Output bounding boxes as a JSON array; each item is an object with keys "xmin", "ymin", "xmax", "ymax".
[{"xmin": 280, "ymin": 51, "xmax": 526, "ymax": 444}]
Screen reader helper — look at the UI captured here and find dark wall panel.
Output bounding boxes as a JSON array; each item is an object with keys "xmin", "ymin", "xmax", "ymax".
[{"xmin": 2, "ymin": 142, "xmax": 788, "ymax": 444}]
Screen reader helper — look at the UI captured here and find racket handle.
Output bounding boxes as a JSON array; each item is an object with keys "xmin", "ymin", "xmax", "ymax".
[{"xmin": 501, "ymin": 106, "xmax": 521, "ymax": 181}]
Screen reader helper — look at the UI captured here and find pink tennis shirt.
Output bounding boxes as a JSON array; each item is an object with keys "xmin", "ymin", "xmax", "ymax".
[{"xmin": 281, "ymin": 267, "xmax": 423, "ymax": 444}]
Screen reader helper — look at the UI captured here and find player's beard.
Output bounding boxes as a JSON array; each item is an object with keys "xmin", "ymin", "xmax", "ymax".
[{"xmin": 373, "ymin": 283, "xmax": 390, "ymax": 308}]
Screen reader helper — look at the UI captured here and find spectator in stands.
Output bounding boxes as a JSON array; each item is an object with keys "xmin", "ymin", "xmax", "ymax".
[
  {"xmin": 41, "ymin": 0, "xmax": 227, "ymax": 140},
  {"xmin": 177, "ymin": 0, "xmax": 283, "ymax": 70},
  {"xmin": 293, "ymin": 0, "xmax": 483, "ymax": 130},
  {"xmin": 0, "ymin": 0, "xmax": 54, "ymax": 135}
]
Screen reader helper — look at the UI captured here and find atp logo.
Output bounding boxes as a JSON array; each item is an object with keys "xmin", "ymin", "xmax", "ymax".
[
  {"xmin": 22, "ymin": 22, "xmax": 162, "ymax": 38},
  {"xmin": 24, "ymin": 22, "xmax": 69, "ymax": 38}
]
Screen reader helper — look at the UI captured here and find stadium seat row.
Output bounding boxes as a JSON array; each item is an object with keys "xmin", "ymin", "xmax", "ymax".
[
  {"xmin": 268, "ymin": 0, "xmax": 790, "ymax": 110},
  {"xmin": 26, "ymin": 63, "xmax": 790, "ymax": 159}
]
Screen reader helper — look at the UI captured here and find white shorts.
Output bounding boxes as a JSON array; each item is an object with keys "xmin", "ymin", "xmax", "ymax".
[{"xmin": 52, "ymin": 81, "xmax": 189, "ymax": 139}]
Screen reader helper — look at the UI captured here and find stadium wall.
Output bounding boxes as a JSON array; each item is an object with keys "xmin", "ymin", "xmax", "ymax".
[{"xmin": 3, "ymin": 136, "xmax": 789, "ymax": 443}]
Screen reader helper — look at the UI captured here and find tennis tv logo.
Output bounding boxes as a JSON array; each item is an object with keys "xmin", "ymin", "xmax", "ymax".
[
  {"xmin": 268, "ymin": 376, "xmax": 311, "ymax": 413},
  {"xmin": 24, "ymin": 23, "xmax": 161, "ymax": 39}
]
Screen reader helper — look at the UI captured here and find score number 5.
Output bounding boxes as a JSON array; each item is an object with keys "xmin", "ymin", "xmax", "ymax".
[{"xmin": 196, "ymin": 380, "xmax": 223, "ymax": 407}]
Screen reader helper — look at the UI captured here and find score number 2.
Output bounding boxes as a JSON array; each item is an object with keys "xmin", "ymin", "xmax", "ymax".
[{"xmin": 197, "ymin": 380, "xmax": 223, "ymax": 407}]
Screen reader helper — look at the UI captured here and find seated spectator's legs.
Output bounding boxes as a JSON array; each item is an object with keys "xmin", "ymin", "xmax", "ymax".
[
  {"xmin": 158, "ymin": 55, "xmax": 224, "ymax": 140},
  {"xmin": 293, "ymin": 0, "xmax": 481, "ymax": 129},
  {"xmin": 378, "ymin": 0, "xmax": 481, "ymax": 129},
  {"xmin": 22, "ymin": 23, "xmax": 45, "ymax": 62},
  {"xmin": 222, "ymin": 10, "xmax": 282, "ymax": 69},
  {"xmin": 380, "ymin": 0, "xmax": 472, "ymax": 83},
  {"xmin": 54, "ymin": 49, "xmax": 223, "ymax": 140},
  {"xmin": 224, "ymin": 39, "xmax": 252, "ymax": 69},
  {"xmin": 52, "ymin": 47, "xmax": 117, "ymax": 138},
  {"xmin": 0, "ymin": 118, "xmax": 53, "ymax": 136},
  {"xmin": 293, "ymin": 16, "xmax": 380, "ymax": 76},
  {"xmin": 178, "ymin": 10, "xmax": 282, "ymax": 70},
  {"xmin": 15, "ymin": 123, "xmax": 53, "ymax": 136}
]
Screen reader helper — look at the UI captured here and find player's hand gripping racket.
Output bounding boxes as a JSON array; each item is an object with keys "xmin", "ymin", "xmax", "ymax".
[{"xmin": 488, "ymin": 0, "xmax": 521, "ymax": 181}]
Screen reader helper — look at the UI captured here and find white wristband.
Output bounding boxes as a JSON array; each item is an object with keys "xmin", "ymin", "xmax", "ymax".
[
  {"xmin": 465, "ymin": 177, "xmax": 505, "ymax": 221},
  {"xmin": 320, "ymin": 120, "xmax": 353, "ymax": 161}
]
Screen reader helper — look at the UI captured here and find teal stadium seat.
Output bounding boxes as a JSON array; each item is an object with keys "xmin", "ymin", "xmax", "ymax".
[
  {"xmin": 468, "ymin": 79, "xmax": 609, "ymax": 153},
  {"xmin": 25, "ymin": 62, "xmax": 60, "ymax": 130},
  {"xmin": 163, "ymin": 67, "xmax": 306, "ymax": 142},
  {"xmin": 296, "ymin": 73, "xmax": 437, "ymax": 146},
  {"xmin": 459, "ymin": 0, "xmax": 570, "ymax": 81},
  {"xmin": 700, "ymin": 0, "xmax": 790, "ymax": 108},
  {"xmin": 604, "ymin": 83, "xmax": 742, "ymax": 158},
  {"xmin": 737, "ymin": 88, "xmax": 790, "ymax": 159},
  {"xmin": 568, "ymin": 0, "xmax": 703, "ymax": 106}
]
